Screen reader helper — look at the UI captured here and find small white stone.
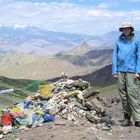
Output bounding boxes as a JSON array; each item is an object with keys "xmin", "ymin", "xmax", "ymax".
[{"xmin": 120, "ymin": 135, "xmax": 124, "ymax": 138}]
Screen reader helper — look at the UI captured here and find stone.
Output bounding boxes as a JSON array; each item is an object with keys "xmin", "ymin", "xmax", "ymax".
[
  {"xmin": 82, "ymin": 87, "xmax": 99, "ymax": 99},
  {"xmin": 85, "ymin": 112, "xmax": 100, "ymax": 124},
  {"xmin": 55, "ymin": 120, "xmax": 66, "ymax": 126}
]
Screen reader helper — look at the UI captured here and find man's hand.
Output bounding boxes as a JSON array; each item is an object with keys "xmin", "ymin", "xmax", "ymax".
[{"xmin": 113, "ymin": 74, "xmax": 119, "ymax": 79}]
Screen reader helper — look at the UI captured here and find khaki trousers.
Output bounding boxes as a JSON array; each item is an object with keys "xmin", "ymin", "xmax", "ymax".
[{"xmin": 118, "ymin": 72, "xmax": 140, "ymax": 121}]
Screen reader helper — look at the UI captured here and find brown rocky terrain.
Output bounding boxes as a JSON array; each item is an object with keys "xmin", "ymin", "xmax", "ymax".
[
  {"xmin": 0, "ymin": 49, "xmax": 112, "ymax": 80},
  {"xmin": 2, "ymin": 88, "xmax": 140, "ymax": 140}
]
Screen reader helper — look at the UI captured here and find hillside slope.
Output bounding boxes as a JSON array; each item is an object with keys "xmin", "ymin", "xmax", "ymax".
[
  {"xmin": 0, "ymin": 76, "xmax": 35, "ymax": 109},
  {"xmin": 71, "ymin": 64, "xmax": 116, "ymax": 87},
  {"xmin": 0, "ymin": 49, "xmax": 112, "ymax": 80}
]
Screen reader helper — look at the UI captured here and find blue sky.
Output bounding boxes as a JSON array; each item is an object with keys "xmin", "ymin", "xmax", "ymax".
[{"xmin": 0, "ymin": 0, "xmax": 140, "ymax": 35}]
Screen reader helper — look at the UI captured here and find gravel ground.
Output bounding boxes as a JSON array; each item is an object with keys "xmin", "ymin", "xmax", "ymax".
[{"xmin": 2, "ymin": 90, "xmax": 140, "ymax": 140}]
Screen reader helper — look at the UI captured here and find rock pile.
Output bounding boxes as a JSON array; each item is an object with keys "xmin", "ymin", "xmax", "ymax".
[{"xmin": 0, "ymin": 73, "xmax": 113, "ymax": 138}]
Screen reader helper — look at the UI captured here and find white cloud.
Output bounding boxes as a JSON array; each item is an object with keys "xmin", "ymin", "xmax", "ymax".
[{"xmin": 0, "ymin": 0, "xmax": 140, "ymax": 35}]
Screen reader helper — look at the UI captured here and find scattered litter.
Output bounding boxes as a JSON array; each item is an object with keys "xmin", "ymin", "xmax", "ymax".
[{"xmin": 0, "ymin": 88, "xmax": 14, "ymax": 94}]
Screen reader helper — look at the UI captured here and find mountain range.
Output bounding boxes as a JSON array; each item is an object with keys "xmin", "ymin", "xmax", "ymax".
[
  {"xmin": 1, "ymin": 26, "xmax": 140, "ymax": 56},
  {"xmin": 0, "ymin": 49, "xmax": 112, "ymax": 80},
  {"xmin": 0, "ymin": 26, "xmax": 94, "ymax": 55},
  {"xmin": 0, "ymin": 26, "xmax": 140, "ymax": 82}
]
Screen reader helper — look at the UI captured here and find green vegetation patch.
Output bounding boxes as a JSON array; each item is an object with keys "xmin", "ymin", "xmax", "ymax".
[
  {"xmin": 0, "ymin": 76, "xmax": 36, "ymax": 110},
  {"xmin": 99, "ymin": 84, "xmax": 117, "ymax": 94}
]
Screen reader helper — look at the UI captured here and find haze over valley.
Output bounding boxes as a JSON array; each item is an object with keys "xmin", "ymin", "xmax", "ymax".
[{"xmin": 0, "ymin": 26, "xmax": 140, "ymax": 81}]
